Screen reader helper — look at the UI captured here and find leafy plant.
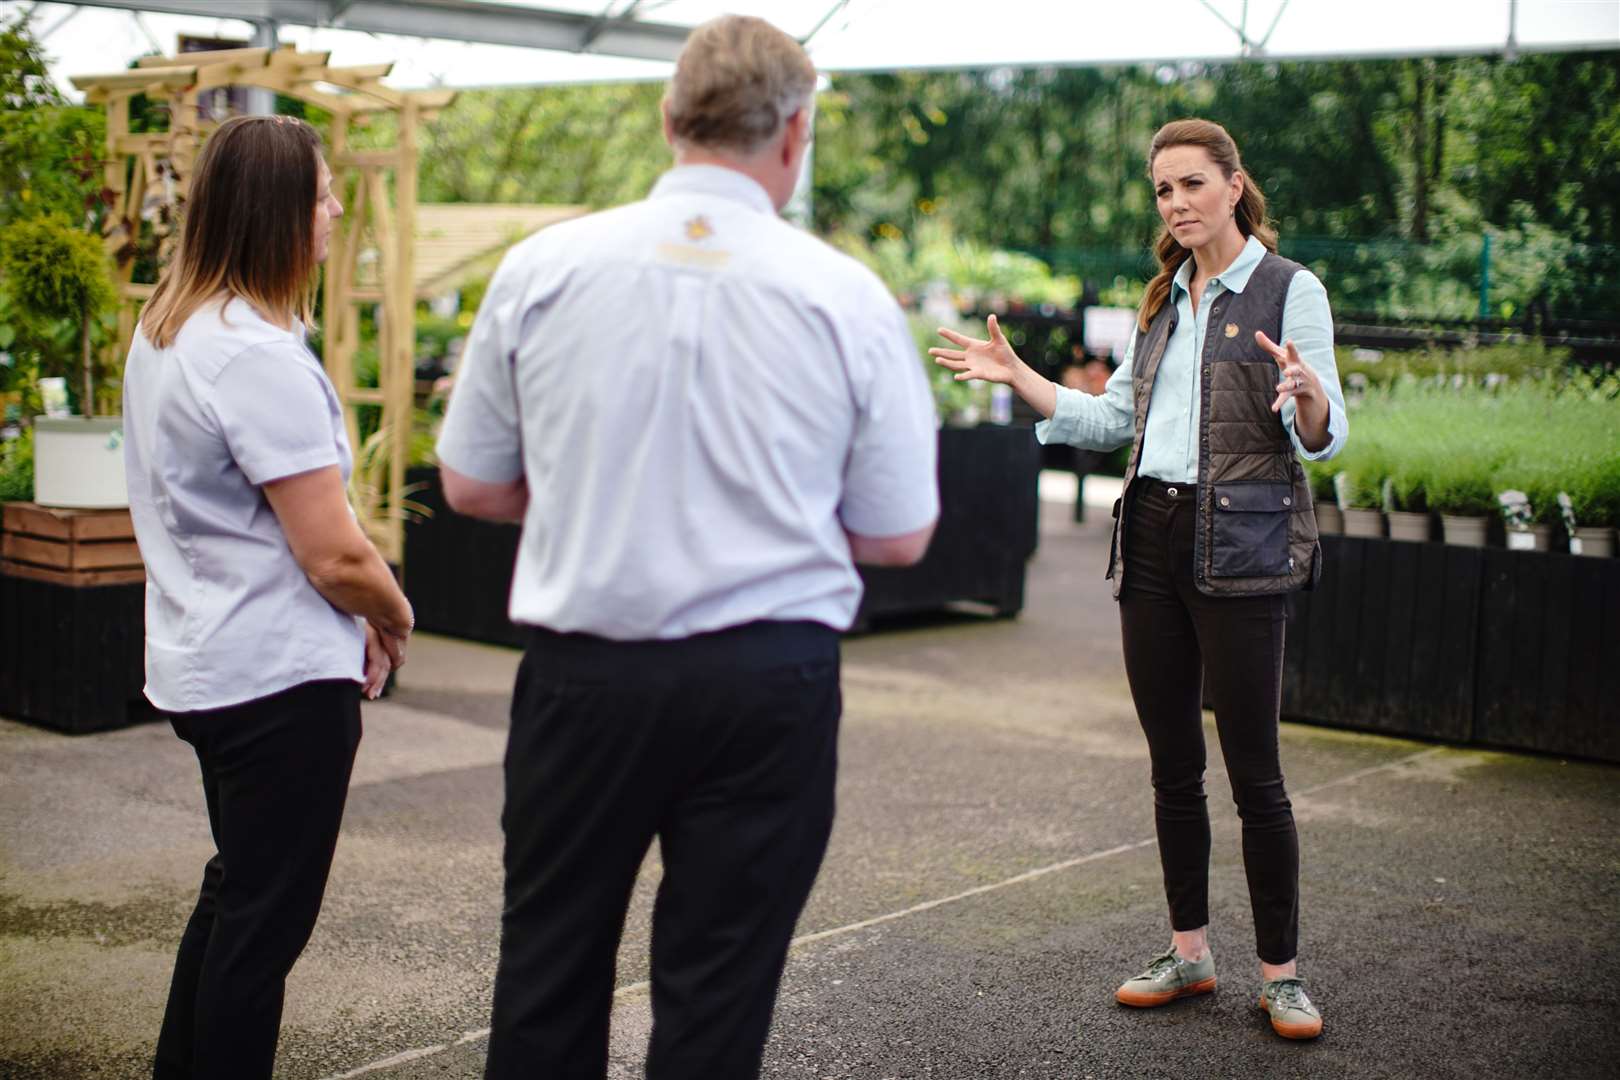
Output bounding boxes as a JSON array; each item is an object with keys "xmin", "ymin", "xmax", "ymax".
[
  {"xmin": 0, "ymin": 425, "xmax": 31, "ymax": 501},
  {"xmin": 0, "ymin": 215, "xmax": 117, "ymax": 416},
  {"xmin": 908, "ymin": 311, "xmax": 986, "ymax": 426}
]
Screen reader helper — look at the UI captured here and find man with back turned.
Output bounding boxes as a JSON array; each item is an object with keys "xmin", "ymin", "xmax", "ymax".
[{"xmin": 435, "ymin": 15, "xmax": 940, "ymax": 1079}]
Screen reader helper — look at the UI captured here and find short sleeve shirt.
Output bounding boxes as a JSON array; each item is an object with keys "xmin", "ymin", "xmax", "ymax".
[
  {"xmin": 122, "ymin": 298, "xmax": 364, "ymax": 712},
  {"xmin": 436, "ymin": 165, "xmax": 940, "ymax": 639}
]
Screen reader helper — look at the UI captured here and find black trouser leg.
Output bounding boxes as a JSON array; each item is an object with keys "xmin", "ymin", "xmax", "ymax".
[
  {"xmin": 486, "ymin": 622, "xmax": 840, "ymax": 1080},
  {"xmin": 154, "ymin": 679, "xmax": 362, "ymax": 1080},
  {"xmin": 1196, "ymin": 588, "xmax": 1296, "ymax": 965},
  {"xmin": 1118, "ymin": 481, "xmax": 1299, "ymax": 964},
  {"xmin": 645, "ymin": 658, "xmax": 840, "ymax": 1080},
  {"xmin": 1118, "ymin": 485, "xmax": 1212, "ymax": 935}
]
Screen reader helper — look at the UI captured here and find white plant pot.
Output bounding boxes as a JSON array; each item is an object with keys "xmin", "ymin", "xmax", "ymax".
[
  {"xmin": 1440, "ymin": 514, "xmax": 1489, "ymax": 547},
  {"xmin": 1341, "ymin": 507, "xmax": 1384, "ymax": 537},
  {"xmin": 32, "ymin": 416, "xmax": 129, "ymax": 509},
  {"xmin": 1505, "ymin": 523, "xmax": 1551, "ymax": 552},
  {"xmin": 1314, "ymin": 503, "xmax": 1344, "ymax": 535},
  {"xmin": 1570, "ymin": 526, "xmax": 1615, "ymax": 558},
  {"xmin": 1386, "ymin": 510, "xmax": 1432, "ymax": 542}
]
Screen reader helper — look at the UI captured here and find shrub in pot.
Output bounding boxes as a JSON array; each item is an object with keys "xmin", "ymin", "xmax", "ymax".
[
  {"xmin": 0, "ymin": 214, "xmax": 123, "ymax": 508},
  {"xmin": 1383, "ymin": 459, "xmax": 1432, "ymax": 542},
  {"xmin": 1302, "ymin": 458, "xmax": 1341, "ymax": 534},
  {"xmin": 1424, "ymin": 459, "xmax": 1495, "ymax": 547},
  {"xmin": 1561, "ymin": 454, "xmax": 1620, "ymax": 557},
  {"xmin": 1332, "ymin": 441, "xmax": 1387, "ymax": 538}
]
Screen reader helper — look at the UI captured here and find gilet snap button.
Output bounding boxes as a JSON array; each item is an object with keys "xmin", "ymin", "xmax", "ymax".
[
  {"xmin": 1219, "ymin": 495, "xmax": 1231, "ymax": 507},
  {"xmin": 1283, "ymin": 497, "xmax": 1292, "ymax": 507},
  {"xmin": 1167, "ymin": 486, "xmax": 1179, "ymax": 497}
]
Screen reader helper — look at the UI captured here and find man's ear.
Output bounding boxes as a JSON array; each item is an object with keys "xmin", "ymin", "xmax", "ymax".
[
  {"xmin": 782, "ymin": 107, "xmax": 810, "ymax": 166},
  {"xmin": 661, "ymin": 96, "xmax": 676, "ymax": 149}
]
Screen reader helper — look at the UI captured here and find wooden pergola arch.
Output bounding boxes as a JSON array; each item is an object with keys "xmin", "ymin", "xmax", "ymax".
[{"xmin": 71, "ymin": 45, "xmax": 458, "ymax": 564}]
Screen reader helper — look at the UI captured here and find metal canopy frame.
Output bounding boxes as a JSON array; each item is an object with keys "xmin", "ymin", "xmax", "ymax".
[{"xmin": 39, "ymin": 0, "xmax": 702, "ymax": 61}]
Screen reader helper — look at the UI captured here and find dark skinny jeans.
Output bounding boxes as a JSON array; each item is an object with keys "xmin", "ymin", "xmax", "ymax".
[{"xmin": 1117, "ymin": 477, "xmax": 1299, "ymax": 964}]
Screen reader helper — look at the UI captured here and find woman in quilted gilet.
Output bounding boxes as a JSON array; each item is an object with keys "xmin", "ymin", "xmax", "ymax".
[{"xmin": 930, "ymin": 118, "xmax": 1348, "ymax": 1041}]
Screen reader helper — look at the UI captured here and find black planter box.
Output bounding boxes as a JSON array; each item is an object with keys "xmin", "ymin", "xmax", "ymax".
[
  {"xmin": 855, "ymin": 424, "xmax": 1040, "ymax": 627},
  {"xmin": 403, "ymin": 466, "xmax": 526, "ymax": 649},
  {"xmin": 0, "ymin": 573, "xmax": 155, "ymax": 734},
  {"xmin": 1283, "ymin": 535, "xmax": 1620, "ymax": 763},
  {"xmin": 403, "ymin": 425, "xmax": 1042, "ymax": 646},
  {"xmin": 1473, "ymin": 547, "xmax": 1620, "ymax": 760}
]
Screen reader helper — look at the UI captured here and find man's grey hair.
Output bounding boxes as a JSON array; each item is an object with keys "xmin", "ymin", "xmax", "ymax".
[{"xmin": 664, "ymin": 15, "xmax": 817, "ymax": 155}]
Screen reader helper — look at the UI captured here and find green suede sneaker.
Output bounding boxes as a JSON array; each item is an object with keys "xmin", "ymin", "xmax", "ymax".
[
  {"xmin": 1259, "ymin": 976, "xmax": 1323, "ymax": 1039},
  {"xmin": 1115, "ymin": 945, "xmax": 1217, "ymax": 1007}
]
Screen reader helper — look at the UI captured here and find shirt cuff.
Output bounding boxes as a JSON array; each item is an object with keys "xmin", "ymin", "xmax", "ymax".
[
  {"xmin": 1034, "ymin": 385, "xmax": 1085, "ymax": 446},
  {"xmin": 1289, "ymin": 399, "xmax": 1347, "ymax": 461},
  {"xmin": 434, "ymin": 441, "xmax": 524, "ymax": 485}
]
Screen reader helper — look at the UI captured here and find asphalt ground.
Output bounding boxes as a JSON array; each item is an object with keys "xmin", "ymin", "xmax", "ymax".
[{"xmin": 3, "ymin": 490, "xmax": 1617, "ymax": 1079}]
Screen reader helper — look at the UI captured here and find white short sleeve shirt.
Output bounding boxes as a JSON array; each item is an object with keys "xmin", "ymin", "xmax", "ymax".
[
  {"xmin": 436, "ymin": 165, "xmax": 940, "ymax": 639},
  {"xmin": 122, "ymin": 298, "xmax": 364, "ymax": 712}
]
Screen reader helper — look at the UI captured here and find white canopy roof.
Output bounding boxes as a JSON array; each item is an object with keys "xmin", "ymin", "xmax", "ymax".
[{"xmin": 9, "ymin": 0, "xmax": 1618, "ymax": 97}]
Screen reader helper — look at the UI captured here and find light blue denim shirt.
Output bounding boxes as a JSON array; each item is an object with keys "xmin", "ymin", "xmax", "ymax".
[{"xmin": 1037, "ymin": 235, "xmax": 1347, "ymax": 482}]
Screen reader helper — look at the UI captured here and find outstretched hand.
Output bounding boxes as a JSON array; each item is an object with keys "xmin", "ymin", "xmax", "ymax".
[
  {"xmin": 1254, "ymin": 330, "xmax": 1322, "ymax": 415},
  {"xmin": 929, "ymin": 314, "xmax": 1024, "ymax": 385}
]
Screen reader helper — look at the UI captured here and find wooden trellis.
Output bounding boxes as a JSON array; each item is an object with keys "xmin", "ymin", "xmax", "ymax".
[{"xmin": 70, "ymin": 46, "xmax": 456, "ymax": 564}]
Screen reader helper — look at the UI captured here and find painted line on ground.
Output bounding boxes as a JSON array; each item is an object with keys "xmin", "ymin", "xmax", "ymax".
[{"xmin": 320, "ymin": 744, "xmax": 1446, "ymax": 1079}]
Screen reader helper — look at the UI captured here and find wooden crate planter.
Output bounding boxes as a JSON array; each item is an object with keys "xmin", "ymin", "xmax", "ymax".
[
  {"xmin": 402, "ymin": 426, "xmax": 1043, "ymax": 646},
  {"xmin": 1282, "ymin": 535, "xmax": 1620, "ymax": 763},
  {"xmin": 0, "ymin": 503, "xmax": 153, "ymax": 734},
  {"xmin": 1, "ymin": 502, "xmax": 145, "ymax": 586}
]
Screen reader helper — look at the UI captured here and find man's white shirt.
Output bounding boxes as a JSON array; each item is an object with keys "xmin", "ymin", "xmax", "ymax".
[{"xmin": 436, "ymin": 165, "xmax": 939, "ymax": 639}]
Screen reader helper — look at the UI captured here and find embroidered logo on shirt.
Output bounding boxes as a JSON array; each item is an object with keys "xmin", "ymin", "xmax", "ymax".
[
  {"xmin": 1223, "ymin": 322, "xmax": 1240, "ymax": 338},
  {"xmin": 684, "ymin": 215, "xmax": 714, "ymax": 242}
]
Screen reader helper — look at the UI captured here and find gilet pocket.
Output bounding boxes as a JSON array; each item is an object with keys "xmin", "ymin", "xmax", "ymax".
[{"xmin": 1210, "ymin": 481, "xmax": 1294, "ymax": 577}]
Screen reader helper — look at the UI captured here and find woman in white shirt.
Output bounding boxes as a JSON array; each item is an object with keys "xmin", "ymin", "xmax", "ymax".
[{"xmin": 123, "ymin": 114, "xmax": 414, "ymax": 1080}]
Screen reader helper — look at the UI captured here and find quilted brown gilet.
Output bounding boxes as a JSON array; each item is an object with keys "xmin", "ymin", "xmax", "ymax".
[{"xmin": 1107, "ymin": 251, "xmax": 1322, "ymax": 599}]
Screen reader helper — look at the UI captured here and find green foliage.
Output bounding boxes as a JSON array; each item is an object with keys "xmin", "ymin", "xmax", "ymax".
[
  {"xmin": 417, "ymin": 83, "xmax": 668, "ymax": 207},
  {"xmin": 0, "ymin": 14, "xmax": 107, "ymax": 231},
  {"xmin": 0, "ymin": 426, "xmax": 32, "ymax": 502},
  {"xmin": 907, "ymin": 312, "xmax": 985, "ymax": 425},
  {"xmin": 1318, "ymin": 372, "xmax": 1620, "ymax": 525},
  {"xmin": 814, "ymin": 54, "xmax": 1620, "ymax": 321},
  {"xmin": 1336, "ymin": 340, "xmax": 1572, "ymax": 388},
  {"xmin": 837, "ymin": 219, "xmax": 1079, "ymax": 308},
  {"xmin": 0, "ymin": 215, "xmax": 117, "ymax": 323}
]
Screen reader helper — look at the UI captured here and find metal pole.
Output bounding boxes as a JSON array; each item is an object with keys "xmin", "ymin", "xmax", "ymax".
[
  {"xmin": 1479, "ymin": 233, "xmax": 1492, "ymax": 319},
  {"xmin": 246, "ymin": 19, "xmax": 279, "ymax": 116}
]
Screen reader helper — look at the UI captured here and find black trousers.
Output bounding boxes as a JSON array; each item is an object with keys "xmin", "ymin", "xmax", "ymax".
[
  {"xmin": 1117, "ymin": 479, "xmax": 1300, "ymax": 964},
  {"xmin": 485, "ymin": 620, "xmax": 841, "ymax": 1080},
  {"xmin": 153, "ymin": 678, "xmax": 362, "ymax": 1080}
]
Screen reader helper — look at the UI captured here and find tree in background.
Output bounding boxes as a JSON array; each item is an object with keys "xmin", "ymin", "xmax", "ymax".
[
  {"xmin": 384, "ymin": 50, "xmax": 1620, "ymax": 322},
  {"xmin": 417, "ymin": 82, "xmax": 667, "ymax": 207},
  {"xmin": 811, "ymin": 53, "xmax": 1620, "ymax": 321},
  {"xmin": 0, "ymin": 14, "xmax": 106, "ymax": 231}
]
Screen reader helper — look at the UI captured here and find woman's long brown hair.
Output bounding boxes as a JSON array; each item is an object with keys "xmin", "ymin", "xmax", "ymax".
[
  {"xmin": 140, "ymin": 115, "xmax": 324, "ymax": 348},
  {"xmin": 1136, "ymin": 118, "xmax": 1278, "ymax": 333}
]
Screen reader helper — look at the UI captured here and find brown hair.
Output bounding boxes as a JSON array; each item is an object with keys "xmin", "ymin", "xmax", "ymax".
[
  {"xmin": 664, "ymin": 15, "xmax": 817, "ymax": 154},
  {"xmin": 1136, "ymin": 118, "xmax": 1277, "ymax": 332},
  {"xmin": 140, "ymin": 115, "xmax": 324, "ymax": 348}
]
